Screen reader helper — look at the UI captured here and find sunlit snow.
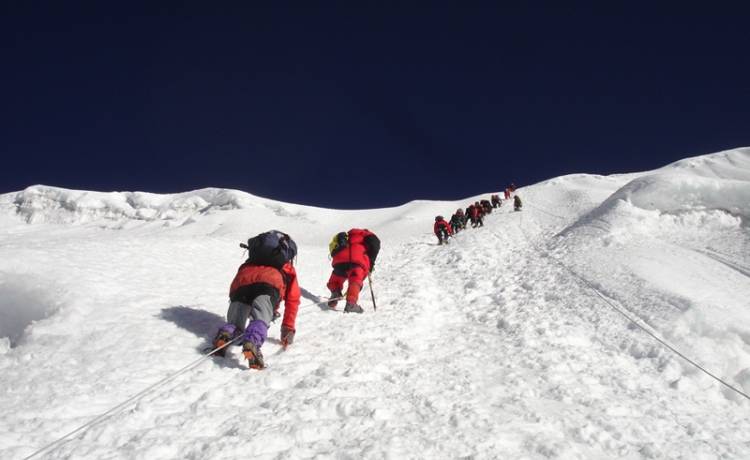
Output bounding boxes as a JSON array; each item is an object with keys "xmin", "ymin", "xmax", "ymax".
[{"xmin": 1, "ymin": 148, "xmax": 749, "ymax": 459}]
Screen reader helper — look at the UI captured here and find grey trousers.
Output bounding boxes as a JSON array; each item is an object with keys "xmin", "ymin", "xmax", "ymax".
[{"xmin": 226, "ymin": 294, "xmax": 274, "ymax": 333}]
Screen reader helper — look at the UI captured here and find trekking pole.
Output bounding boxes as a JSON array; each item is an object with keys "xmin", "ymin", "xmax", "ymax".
[{"xmin": 367, "ymin": 273, "xmax": 377, "ymax": 311}]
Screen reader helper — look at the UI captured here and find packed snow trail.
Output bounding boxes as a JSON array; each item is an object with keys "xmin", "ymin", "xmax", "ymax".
[{"xmin": 2, "ymin": 148, "xmax": 750, "ymax": 459}]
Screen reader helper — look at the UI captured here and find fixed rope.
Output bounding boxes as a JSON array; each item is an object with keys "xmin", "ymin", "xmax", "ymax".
[
  {"xmin": 22, "ymin": 334, "xmax": 240, "ymax": 460},
  {"xmin": 22, "ymin": 292, "xmax": 352, "ymax": 459},
  {"xmin": 517, "ymin": 207, "xmax": 750, "ymax": 402}
]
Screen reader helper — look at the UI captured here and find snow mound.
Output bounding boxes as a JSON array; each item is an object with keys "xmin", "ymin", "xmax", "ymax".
[
  {"xmin": 607, "ymin": 173, "xmax": 750, "ymax": 219},
  {"xmin": 0, "ymin": 273, "xmax": 63, "ymax": 349},
  {"xmin": 0, "ymin": 185, "xmax": 263, "ymax": 225},
  {"xmin": 562, "ymin": 148, "xmax": 750, "ymax": 236}
]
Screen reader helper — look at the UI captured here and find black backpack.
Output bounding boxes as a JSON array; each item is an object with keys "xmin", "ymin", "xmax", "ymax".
[{"xmin": 241, "ymin": 230, "xmax": 297, "ymax": 269}]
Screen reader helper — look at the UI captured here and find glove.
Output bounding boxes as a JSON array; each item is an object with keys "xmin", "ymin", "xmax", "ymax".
[
  {"xmin": 280, "ymin": 327, "xmax": 295, "ymax": 348},
  {"xmin": 369, "ymin": 263, "xmax": 375, "ymax": 275}
]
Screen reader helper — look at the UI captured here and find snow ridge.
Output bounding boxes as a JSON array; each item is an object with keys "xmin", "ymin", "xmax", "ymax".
[{"xmin": 0, "ymin": 185, "xmax": 274, "ymax": 225}]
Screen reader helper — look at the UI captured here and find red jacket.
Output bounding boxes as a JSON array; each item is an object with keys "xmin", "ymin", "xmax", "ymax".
[
  {"xmin": 330, "ymin": 228, "xmax": 380, "ymax": 271},
  {"xmin": 433, "ymin": 220, "xmax": 453, "ymax": 236},
  {"xmin": 229, "ymin": 263, "xmax": 301, "ymax": 332}
]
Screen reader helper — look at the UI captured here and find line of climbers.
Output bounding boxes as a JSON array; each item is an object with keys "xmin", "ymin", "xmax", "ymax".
[
  {"xmin": 209, "ymin": 228, "xmax": 380, "ymax": 369},
  {"xmin": 209, "ymin": 187, "xmax": 523, "ymax": 368},
  {"xmin": 433, "ymin": 184, "xmax": 522, "ymax": 245}
]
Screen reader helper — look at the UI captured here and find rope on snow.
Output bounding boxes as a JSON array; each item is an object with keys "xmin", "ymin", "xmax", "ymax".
[
  {"xmin": 22, "ymin": 334, "xmax": 241, "ymax": 460},
  {"xmin": 516, "ymin": 205, "xmax": 750, "ymax": 402},
  {"xmin": 22, "ymin": 290, "xmax": 374, "ymax": 459}
]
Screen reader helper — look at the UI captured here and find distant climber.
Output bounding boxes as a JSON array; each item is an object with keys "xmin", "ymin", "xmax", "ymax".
[
  {"xmin": 466, "ymin": 202, "xmax": 484, "ymax": 227},
  {"xmin": 434, "ymin": 215, "xmax": 453, "ymax": 245},
  {"xmin": 450, "ymin": 209, "xmax": 465, "ymax": 233},
  {"xmin": 474, "ymin": 202, "xmax": 485, "ymax": 226},
  {"xmin": 481, "ymin": 199, "xmax": 493, "ymax": 214}
]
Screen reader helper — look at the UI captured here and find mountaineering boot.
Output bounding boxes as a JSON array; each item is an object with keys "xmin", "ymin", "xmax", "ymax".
[
  {"xmin": 242, "ymin": 341, "xmax": 265, "ymax": 369},
  {"xmin": 328, "ymin": 290, "xmax": 343, "ymax": 308},
  {"xmin": 343, "ymin": 302, "xmax": 363, "ymax": 314},
  {"xmin": 209, "ymin": 324, "xmax": 237, "ymax": 357},
  {"xmin": 210, "ymin": 331, "xmax": 233, "ymax": 357}
]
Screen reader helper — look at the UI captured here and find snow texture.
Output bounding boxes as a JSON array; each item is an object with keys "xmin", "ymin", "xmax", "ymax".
[{"xmin": 1, "ymin": 147, "xmax": 750, "ymax": 459}]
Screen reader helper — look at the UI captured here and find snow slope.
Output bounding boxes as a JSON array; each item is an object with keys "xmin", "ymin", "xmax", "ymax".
[{"xmin": 1, "ymin": 147, "xmax": 749, "ymax": 459}]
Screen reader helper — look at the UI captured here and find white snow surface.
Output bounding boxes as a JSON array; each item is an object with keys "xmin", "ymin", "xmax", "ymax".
[{"xmin": 1, "ymin": 147, "xmax": 750, "ymax": 459}]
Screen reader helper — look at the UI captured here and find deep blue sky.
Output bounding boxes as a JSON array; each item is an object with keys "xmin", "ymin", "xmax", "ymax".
[{"xmin": 2, "ymin": 2, "xmax": 749, "ymax": 209}]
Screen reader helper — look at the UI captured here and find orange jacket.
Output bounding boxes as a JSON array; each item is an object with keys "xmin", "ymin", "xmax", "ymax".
[
  {"xmin": 229, "ymin": 263, "xmax": 301, "ymax": 331},
  {"xmin": 330, "ymin": 228, "xmax": 379, "ymax": 271}
]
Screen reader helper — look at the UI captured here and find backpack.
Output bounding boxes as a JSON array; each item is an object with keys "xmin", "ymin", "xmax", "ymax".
[
  {"xmin": 329, "ymin": 231, "xmax": 349, "ymax": 258},
  {"xmin": 241, "ymin": 230, "xmax": 297, "ymax": 269}
]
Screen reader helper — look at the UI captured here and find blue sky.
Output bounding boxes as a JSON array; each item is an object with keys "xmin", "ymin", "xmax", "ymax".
[{"xmin": 2, "ymin": 1, "xmax": 749, "ymax": 208}]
